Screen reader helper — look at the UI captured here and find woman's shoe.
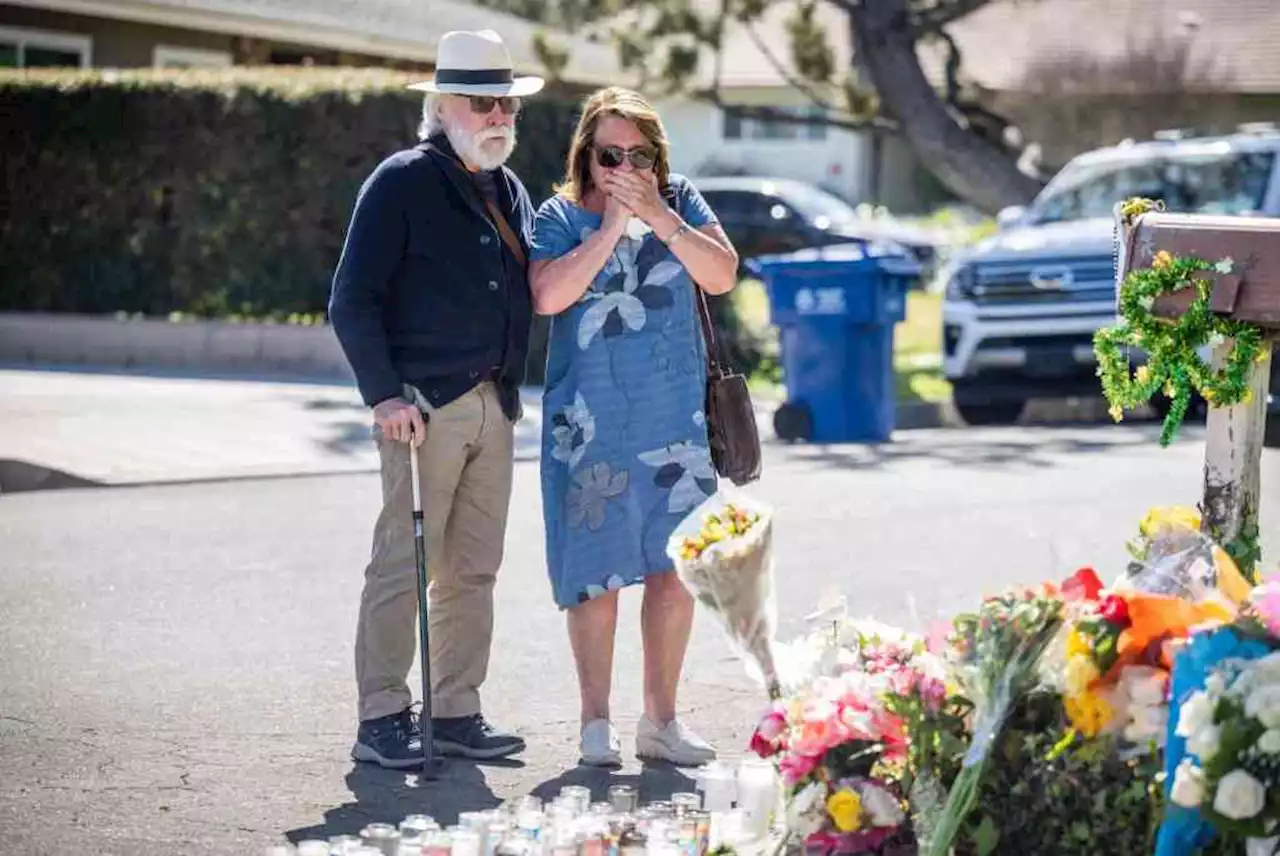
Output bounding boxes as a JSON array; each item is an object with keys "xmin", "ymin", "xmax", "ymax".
[
  {"xmin": 579, "ymin": 718, "xmax": 623, "ymax": 767},
  {"xmin": 635, "ymin": 715, "xmax": 716, "ymax": 766}
]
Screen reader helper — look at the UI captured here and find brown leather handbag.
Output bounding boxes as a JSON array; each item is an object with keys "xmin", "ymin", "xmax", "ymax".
[{"xmin": 694, "ymin": 286, "xmax": 763, "ymax": 485}]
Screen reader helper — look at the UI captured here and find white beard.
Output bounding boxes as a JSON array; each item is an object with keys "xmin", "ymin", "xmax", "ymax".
[{"xmin": 445, "ymin": 122, "xmax": 516, "ymax": 171}]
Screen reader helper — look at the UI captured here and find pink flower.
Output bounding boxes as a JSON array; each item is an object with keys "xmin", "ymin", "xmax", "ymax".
[
  {"xmin": 920, "ymin": 675, "xmax": 947, "ymax": 713},
  {"xmin": 1255, "ymin": 577, "xmax": 1280, "ymax": 636},
  {"xmin": 889, "ymin": 667, "xmax": 920, "ymax": 697},
  {"xmin": 792, "ymin": 715, "xmax": 845, "ymax": 757},
  {"xmin": 757, "ymin": 704, "xmax": 788, "ymax": 741},
  {"xmin": 779, "ymin": 751, "xmax": 820, "ymax": 785}
]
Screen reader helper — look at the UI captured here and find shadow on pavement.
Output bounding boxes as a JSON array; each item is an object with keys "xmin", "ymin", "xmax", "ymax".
[
  {"xmin": 775, "ymin": 422, "xmax": 1180, "ymax": 473},
  {"xmin": 530, "ymin": 761, "xmax": 698, "ymax": 806},
  {"xmin": 285, "ymin": 761, "xmax": 505, "ymax": 843}
]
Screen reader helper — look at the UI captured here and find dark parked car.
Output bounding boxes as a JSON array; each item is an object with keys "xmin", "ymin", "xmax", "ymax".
[{"xmin": 691, "ymin": 176, "xmax": 940, "ymax": 272}]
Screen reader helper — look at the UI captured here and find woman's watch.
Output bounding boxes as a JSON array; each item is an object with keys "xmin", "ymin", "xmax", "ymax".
[{"xmin": 663, "ymin": 222, "xmax": 692, "ymax": 245}]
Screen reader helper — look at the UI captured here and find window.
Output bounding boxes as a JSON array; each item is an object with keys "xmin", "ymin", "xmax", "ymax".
[
  {"xmin": 154, "ymin": 45, "xmax": 233, "ymax": 69},
  {"xmin": 0, "ymin": 26, "xmax": 90, "ymax": 68},
  {"xmin": 721, "ymin": 104, "xmax": 827, "ymax": 142},
  {"xmin": 1032, "ymin": 150, "xmax": 1276, "ymax": 224}
]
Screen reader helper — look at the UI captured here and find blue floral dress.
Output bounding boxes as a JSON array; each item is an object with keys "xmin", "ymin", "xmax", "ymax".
[{"xmin": 531, "ymin": 176, "xmax": 720, "ymax": 609}]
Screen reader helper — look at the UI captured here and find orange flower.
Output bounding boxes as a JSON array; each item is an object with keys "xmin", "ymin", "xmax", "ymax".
[{"xmin": 1152, "ymin": 250, "xmax": 1174, "ymax": 270}]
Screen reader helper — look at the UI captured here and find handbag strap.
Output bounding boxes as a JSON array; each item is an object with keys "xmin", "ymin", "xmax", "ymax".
[
  {"xmin": 695, "ymin": 285, "xmax": 729, "ymax": 379},
  {"xmin": 667, "ymin": 178, "xmax": 729, "ymax": 380}
]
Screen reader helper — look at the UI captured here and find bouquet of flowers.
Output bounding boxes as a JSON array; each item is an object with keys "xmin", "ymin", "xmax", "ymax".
[
  {"xmin": 668, "ymin": 490, "xmax": 784, "ymax": 698},
  {"xmin": 924, "ymin": 581, "xmax": 1066, "ymax": 856},
  {"xmin": 1167, "ymin": 648, "xmax": 1280, "ymax": 851},
  {"xmin": 749, "ymin": 616, "xmax": 953, "ymax": 854}
]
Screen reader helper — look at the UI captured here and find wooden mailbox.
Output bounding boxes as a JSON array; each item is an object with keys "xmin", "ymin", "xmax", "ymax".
[
  {"xmin": 1115, "ymin": 207, "xmax": 1280, "ymax": 569},
  {"xmin": 1119, "ymin": 211, "xmax": 1280, "ymax": 327}
]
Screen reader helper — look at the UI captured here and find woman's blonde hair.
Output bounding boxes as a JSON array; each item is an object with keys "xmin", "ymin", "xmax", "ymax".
[{"xmin": 555, "ymin": 87, "xmax": 671, "ymax": 204}]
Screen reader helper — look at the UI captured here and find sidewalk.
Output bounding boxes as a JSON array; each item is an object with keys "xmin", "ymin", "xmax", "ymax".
[{"xmin": 0, "ymin": 366, "xmax": 545, "ymax": 489}]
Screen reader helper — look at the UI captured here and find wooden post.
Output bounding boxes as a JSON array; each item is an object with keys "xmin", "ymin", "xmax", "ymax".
[{"xmin": 1200, "ymin": 341, "xmax": 1272, "ymax": 553}]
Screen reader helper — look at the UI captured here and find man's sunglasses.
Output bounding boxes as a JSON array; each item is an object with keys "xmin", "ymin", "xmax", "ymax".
[
  {"xmin": 594, "ymin": 145, "xmax": 657, "ymax": 170},
  {"xmin": 467, "ymin": 95, "xmax": 521, "ymax": 115}
]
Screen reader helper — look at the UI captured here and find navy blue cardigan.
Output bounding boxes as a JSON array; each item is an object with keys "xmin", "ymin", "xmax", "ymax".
[{"xmin": 328, "ymin": 134, "xmax": 534, "ymax": 419}]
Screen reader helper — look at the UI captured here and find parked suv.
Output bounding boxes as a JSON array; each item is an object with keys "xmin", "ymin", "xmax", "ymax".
[{"xmin": 940, "ymin": 126, "xmax": 1280, "ymax": 428}]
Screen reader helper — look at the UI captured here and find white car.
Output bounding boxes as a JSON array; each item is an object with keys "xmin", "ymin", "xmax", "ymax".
[{"xmin": 940, "ymin": 125, "xmax": 1280, "ymax": 427}]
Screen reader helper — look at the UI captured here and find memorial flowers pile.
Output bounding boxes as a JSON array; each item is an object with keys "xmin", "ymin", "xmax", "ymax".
[{"xmin": 677, "ymin": 496, "xmax": 1277, "ymax": 855}]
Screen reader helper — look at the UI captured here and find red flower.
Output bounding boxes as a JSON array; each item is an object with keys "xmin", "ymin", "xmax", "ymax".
[
  {"xmin": 1062, "ymin": 567, "xmax": 1103, "ymax": 602},
  {"xmin": 749, "ymin": 729, "xmax": 779, "ymax": 757},
  {"xmin": 1098, "ymin": 594, "xmax": 1131, "ymax": 628}
]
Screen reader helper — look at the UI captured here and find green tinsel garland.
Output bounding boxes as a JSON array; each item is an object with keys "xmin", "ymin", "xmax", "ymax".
[{"xmin": 1093, "ymin": 198, "xmax": 1267, "ymax": 447}]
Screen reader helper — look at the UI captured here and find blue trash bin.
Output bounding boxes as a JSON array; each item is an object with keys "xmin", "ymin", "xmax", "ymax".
[{"xmin": 747, "ymin": 242, "xmax": 920, "ymax": 444}]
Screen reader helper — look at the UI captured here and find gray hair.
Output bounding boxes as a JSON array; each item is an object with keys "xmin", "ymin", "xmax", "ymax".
[{"xmin": 417, "ymin": 93, "xmax": 444, "ymax": 141}]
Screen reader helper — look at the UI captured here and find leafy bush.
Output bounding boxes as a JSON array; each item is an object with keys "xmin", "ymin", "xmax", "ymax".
[{"xmin": 0, "ymin": 68, "xmax": 577, "ymax": 318}]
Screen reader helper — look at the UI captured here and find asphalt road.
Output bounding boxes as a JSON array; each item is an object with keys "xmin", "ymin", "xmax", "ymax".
[{"xmin": 3, "ymin": 421, "xmax": 1278, "ymax": 854}]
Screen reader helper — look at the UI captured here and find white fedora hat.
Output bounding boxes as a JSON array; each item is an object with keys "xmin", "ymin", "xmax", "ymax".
[{"xmin": 408, "ymin": 30, "xmax": 545, "ymax": 97}]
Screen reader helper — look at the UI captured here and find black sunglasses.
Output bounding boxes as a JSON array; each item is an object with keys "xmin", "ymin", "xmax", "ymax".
[
  {"xmin": 468, "ymin": 95, "xmax": 521, "ymax": 115},
  {"xmin": 594, "ymin": 145, "xmax": 657, "ymax": 170}
]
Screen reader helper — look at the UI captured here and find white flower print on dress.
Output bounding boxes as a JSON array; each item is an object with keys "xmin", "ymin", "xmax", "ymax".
[
  {"xmin": 637, "ymin": 440, "xmax": 716, "ymax": 513},
  {"xmin": 577, "ymin": 229, "xmax": 682, "ymax": 350},
  {"xmin": 567, "ymin": 462, "xmax": 629, "ymax": 531},
  {"xmin": 549, "ymin": 392, "xmax": 596, "ymax": 469}
]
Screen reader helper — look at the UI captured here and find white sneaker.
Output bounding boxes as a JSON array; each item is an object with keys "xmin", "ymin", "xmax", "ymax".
[
  {"xmin": 635, "ymin": 716, "xmax": 717, "ymax": 766},
  {"xmin": 579, "ymin": 719, "xmax": 622, "ymax": 767}
]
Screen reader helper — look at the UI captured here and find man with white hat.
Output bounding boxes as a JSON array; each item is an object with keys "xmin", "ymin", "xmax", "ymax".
[{"xmin": 329, "ymin": 29, "xmax": 543, "ymax": 768}]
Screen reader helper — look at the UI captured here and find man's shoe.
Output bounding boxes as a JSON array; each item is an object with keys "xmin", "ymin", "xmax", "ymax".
[
  {"xmin": 351, "ymin": 708, "xmax": 427, "ymax": 770},
  {"xmin": 579, "ymin": 719, "xmax": 622, "ymax": 768},
  {"xmin": 635, "ymin": 715, "xmax": 716, "ymax": 767},
  {"xmin": 433, "ymin": 714, "xmax": 526, "ymax": 760}
]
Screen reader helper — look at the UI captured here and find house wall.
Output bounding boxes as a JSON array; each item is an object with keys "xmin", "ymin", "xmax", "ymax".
[
  {"xmin": 655, "ymin": 87, "xmax": 873, "ymax": 205},
  {"xmin": 656, "ymin": 87, "xmax": 957, "ymax": 214},
  {"xmin": 0, "ymin": 5, "xmax": 429, "ymax": 68}
]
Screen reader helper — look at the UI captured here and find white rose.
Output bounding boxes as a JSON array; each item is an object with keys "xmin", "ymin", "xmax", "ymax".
[
  {"xmin": 1206, "ymin": 673, "xmax": 1228, "ymax": 697},
  {"xmin": 787, "ymin": 782, "xmax": 827, "ymax": 838},
  {"xmin": 1186, "ymin": 725, "xmax": 1222, "ymax": 761},
  {"xmin": 1170, "ymin": 759, "xmax": 1206, "ymax": 808},
  {"xmin": 1124, "ymin": 705, "xmax": 1169, "ymax": 743},
  {"xmin": 1258, "ymin": 729, "xmax": 1280, "ymax": 754},
  {"xmin": 859, "ymin": 783, "xmax": 904, "ymax": 827},
  {"xmin": 1246, "ymin": 685, "xmax": 1280, "ymax": 728},
  {"xmin": 1213, "ymin": 770, "xmax": 1267, "ymax": 820},
  {"xmin": 1177, "ymin": 691, "xmax": 1215, "ymax": 738}
]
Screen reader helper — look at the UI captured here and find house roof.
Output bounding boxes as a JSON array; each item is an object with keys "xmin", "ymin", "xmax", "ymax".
[
  {"xmin": 706, "ymin": 0, "xmax": 1280, "ymax": 95},
  {"xmin": 6, "ymin": 0, "xmax": 625, "ymax": 85}
]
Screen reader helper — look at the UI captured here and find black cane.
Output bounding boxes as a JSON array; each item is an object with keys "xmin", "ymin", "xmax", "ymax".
[{"xmin": 409, "ymin": 441, "xmax": 445, "ymax": 777}]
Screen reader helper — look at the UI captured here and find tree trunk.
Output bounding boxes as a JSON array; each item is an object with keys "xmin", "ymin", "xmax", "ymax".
[{"xmin": 847, "ymin": 0, "xmax": 1044, "ymax": 214}]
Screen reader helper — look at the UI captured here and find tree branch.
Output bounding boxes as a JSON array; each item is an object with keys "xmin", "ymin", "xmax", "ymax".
[
  {"xmin": 911, "ymin": 0, "xmax": 989, "ymax": 36},
  {"xmin": 696, "ymin": 87, "xmax": 898, "ymax": 133},
  {"xmin": 741, "ymin": 20, "xmax": 837, "ymax": 113}
]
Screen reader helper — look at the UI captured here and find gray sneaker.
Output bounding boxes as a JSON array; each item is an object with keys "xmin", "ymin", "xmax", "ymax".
[{"xmin": 635, "ymin": 716, "xmax": 716, "ymax": 766}]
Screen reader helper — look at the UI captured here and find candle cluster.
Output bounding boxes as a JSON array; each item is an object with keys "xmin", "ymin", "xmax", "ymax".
[{"xmin": 262, "ymin": 759, "xmax": 784, "ymax": 856}]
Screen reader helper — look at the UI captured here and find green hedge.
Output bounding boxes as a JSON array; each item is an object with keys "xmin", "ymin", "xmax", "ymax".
[
  {"xmin": 0, "ymin": 68, "xmax": 767, "ymax": 382},
  {"xmin": 0, "ymin": 68, "xmax": 579, "ymax": 322}
]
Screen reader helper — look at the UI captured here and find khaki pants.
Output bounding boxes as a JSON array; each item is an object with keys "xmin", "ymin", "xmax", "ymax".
[{"xmin": 355, "ymin": 381, "xmax": 514, "ymax": 722}]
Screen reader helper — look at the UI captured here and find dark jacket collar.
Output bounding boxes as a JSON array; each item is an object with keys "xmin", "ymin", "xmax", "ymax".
[{"xmin": 417, "ymin": 132, "xmax": 513, "ymax": 224}]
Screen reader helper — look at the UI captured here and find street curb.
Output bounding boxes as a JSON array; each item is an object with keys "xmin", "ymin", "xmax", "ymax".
[{"xmin": 0, "ymin": 312, "xmax": 355, "ymax": 379}]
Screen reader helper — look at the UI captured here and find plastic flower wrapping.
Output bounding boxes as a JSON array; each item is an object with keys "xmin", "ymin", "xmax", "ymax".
[{"xmin": 667, "ymin": 490, "xmax": 785, "ymax": 698}]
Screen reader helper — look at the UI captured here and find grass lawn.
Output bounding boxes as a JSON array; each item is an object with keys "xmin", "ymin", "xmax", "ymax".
[{"xmin": 736, "ymin": 279, "xmax": 951, "ymax": 406}]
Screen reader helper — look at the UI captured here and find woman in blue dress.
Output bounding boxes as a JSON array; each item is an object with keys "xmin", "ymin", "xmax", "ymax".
[{"xmin": 528, "ymin": 87, "xmax": 740, "ymax": 767}]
